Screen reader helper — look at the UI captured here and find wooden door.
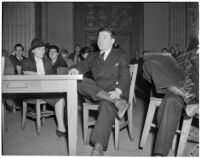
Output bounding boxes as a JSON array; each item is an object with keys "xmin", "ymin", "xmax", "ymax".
[{"xmin": 74, "ymin": 2, "xmax": 144, "ymax": 61}]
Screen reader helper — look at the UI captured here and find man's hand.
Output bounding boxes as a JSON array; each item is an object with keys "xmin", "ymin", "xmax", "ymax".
[
  {"xmin": 68, "ymin": 68, "xmax": 79, "ymax": 75},
  {"xmin": 108, "ymin": 88, "xmax": 122, "ymax": 99},
  {"xmin": 23, "ymin": 71, "xmax": 37, "ymax": 75}
]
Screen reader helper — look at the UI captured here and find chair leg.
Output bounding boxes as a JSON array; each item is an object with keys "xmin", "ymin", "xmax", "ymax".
[
  {"xmin": 128, "ymin": 105, "xmax": 134, "ymax": 141},
  {"xmin": 114, "ymin": 118, "xmax": 120, "ymax": 150},
  {"xmin": 172, "ymin": 133, "xmax": 178, "ymax": 153},
  {"xmin": 2, "ymin": 101, "xmax": 6, "ymax": 140},
  {"xmin": 176, "ymin": 117, "xmax": 193, "ymax": 156},
  {"xmin": 83, "ymin": 106, "xmax": 89, "ymax": 144},
  {"xmin": 36, "ymin": 101, "xmax": 41, "ymax": 135},
  {"xmin": 41, "ymin": 104, "xmax": 46, "ymax": 125},
  {"xmin": 22, "ymin": 101, "xmax": 27, "ymax": 129},
  {"xmin": 12, "ymin": 104, "xmax": 16, "ymax": 114},
  {"xmin": 139, "ymin": 101, "xmax": 157, "ymax": 148}
]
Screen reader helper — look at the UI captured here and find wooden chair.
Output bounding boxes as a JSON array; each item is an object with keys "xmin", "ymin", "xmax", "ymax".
[
  {"xmin": 22, "ymin": 99, "xmax": 55, "ymax": 135},
  {"xmin": 83, "ymin": 64, "xmax": 138, "ymax": 150},
  {"xmin": 2, "ymin": 56, "xmax": 6, "ymax": 139},
  {"xmin": 139, "ymin": 96, "xmax": 198, "ymax": 156}
]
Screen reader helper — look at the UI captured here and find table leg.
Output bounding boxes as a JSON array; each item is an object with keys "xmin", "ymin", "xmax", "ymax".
[
  {"xmin": 2, "ymin": 101, "xmax": 5, "ymax": 140},
  {"xmin": 67, "ymin": 80, "xmax": 78, "ymax": 155}
]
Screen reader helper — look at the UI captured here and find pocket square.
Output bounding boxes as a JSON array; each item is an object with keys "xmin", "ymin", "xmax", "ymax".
[{"xmin": 114, "ymin": 63, "xmax": 119, "ymax": 66}]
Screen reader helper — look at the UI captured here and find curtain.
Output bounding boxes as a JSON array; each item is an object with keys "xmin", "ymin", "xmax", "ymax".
[{"xmin": 2, "ymin": 2, "xmax": 35, "ymax": 57}]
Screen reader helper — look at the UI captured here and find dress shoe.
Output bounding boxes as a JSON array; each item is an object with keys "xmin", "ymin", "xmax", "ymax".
[
  {"xmin": 91, "ymin": 143, "xmax": 104, "ymax": 156},
  {"xmin": 185, "ymin": 103, "xmax": 199, "ymax": 118},
  {"xmin": 115, "ymin": 99, "xmax": 129, "ymax": 119},
  {"xmin": 56, "ymin": 129, "xmax": 67, "ymax": 138}
]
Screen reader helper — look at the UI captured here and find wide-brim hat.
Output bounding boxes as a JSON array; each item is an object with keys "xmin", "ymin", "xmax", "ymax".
[{"xmin": 30, "ymin": 38, "xmax": 47, "ymax": 52}]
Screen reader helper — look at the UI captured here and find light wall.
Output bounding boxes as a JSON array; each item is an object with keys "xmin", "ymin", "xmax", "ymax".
[
  {"xmin": 47, "ymin": 2, "xmax": 73, "ymax": 53},
  {"xmin": 144, "ymin": 3, "xmax": 169, "ymax": 52}
]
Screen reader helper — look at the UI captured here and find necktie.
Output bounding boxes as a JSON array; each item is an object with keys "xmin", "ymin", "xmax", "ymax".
[
  {"xmin": 99, "ymin": 52, "xmax": 105, "ymax": 62},
  {"xmin": 18, "ymin": 57, "xmax": 22, "ymax": 61}
]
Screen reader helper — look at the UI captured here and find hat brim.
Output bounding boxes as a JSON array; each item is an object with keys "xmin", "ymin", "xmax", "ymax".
[{"xmin": 30, "ymin": 43, "xmax": 47, "ymax": 52}]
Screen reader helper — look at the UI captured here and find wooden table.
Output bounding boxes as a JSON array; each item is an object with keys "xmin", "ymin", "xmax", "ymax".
[{"xmin": 2, "ymin": 75, "xmax": 82, "ymax": 155}]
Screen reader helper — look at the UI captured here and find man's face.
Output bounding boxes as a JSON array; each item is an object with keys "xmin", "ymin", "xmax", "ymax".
[
  {"xmin": 97, "ymin": 31, "xmax": 115, "ymax": 52},
  {"xmin": 49, "ymin": 48, "xmax": 59, "ymax": 60},
  {"xmin": 15, "ymin": 46, "xmax": 23, "ymax": 57},
  {"xmin": 32, "ymin": 46, "xmax": 45, "ymax": 59}
]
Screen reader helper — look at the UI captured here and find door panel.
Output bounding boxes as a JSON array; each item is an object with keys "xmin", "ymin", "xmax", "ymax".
[{"xmin": 74, "ymin": 2, "xmax": 144, "ymax": 61}]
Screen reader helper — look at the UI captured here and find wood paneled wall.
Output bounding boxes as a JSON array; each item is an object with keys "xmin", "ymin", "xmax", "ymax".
[{"xmin": 2, "ymin": 2, "xmax": 35, "ymax": 57}]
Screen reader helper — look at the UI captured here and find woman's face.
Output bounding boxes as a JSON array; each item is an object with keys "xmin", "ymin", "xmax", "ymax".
[
  {"xmin": 82, "ymin": 52, "xmax": 89, "ymax": 59},
  {"xmin": 49, "ymin": 48, "xmax": 59, "ymax": 60},
  {"xmin": 61, "ymin": 51, "xmax": 68, "ymax": 59},
  {"xmin": 75, "ymin": 46, "xmax": 81, "ymax": 52},
  {"xmin": 32, "ymin": 47, "xmax": 45, "ymax": 59}
]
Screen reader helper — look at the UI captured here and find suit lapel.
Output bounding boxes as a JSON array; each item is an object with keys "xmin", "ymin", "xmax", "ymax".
[{"xmin": 98, "ymin": 49, "xmax": 118, "ymax": 77}]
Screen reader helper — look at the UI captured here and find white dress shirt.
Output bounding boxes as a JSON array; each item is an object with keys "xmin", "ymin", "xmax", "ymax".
[
  {"xmin": 100, "ymin": 48, "xmax": 112, "ymax": 60},
  {"xmin": 34, "ymin": 56, "xmax": 45, "ymax": 75}
]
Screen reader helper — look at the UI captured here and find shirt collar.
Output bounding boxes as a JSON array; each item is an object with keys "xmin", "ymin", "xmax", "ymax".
[
  {"xmin": 100, "ymin": 48, "xmax": 112, "ymax": 54},
  {"xmin": 34, "ymin": 56, "xmax": 43, "ymax": 62}
]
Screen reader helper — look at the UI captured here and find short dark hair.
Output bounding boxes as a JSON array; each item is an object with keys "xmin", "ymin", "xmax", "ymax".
[
  {"xmin": 14, "ymin": 43, "xmax": 24, "ymax": 51},
  {"xmin": 48, "ymin": 45, "xmax": 59, "ymax": 53},
  {"xmin": 80, "ymin": 47, "xmax": 91, "ymax": 55},
  {"xmin": 60, "ymin": 48, "xmax": 69, "ymax": 54},
  {"xmin": 98, "ymin": 27, "xmax": 116, "ymax": 39}
]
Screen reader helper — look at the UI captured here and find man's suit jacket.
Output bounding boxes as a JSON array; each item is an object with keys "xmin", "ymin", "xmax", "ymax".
[
  {"xmin": 21, "ymin": 55, "xmax": 53, "ymax": 75},
  {"xmin": 9, "ymin": 55, "xmax": 26, "ymax": 66},
  {"xmin": 74, "ymin": 48, "xmax": 131, "ymax": 99},
  {"xmin": 9, "ymin": 55, "xmax": 27, "ymax": 74}
]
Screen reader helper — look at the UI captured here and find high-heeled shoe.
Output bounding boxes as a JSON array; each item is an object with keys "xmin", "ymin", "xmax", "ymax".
[{"xmin": 56, "ymin": 129, "xmax": 67, "ymax": 138}]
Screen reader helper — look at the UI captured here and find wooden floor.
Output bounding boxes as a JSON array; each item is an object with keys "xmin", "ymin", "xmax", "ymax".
[{"xmin": 2, "ymin": 98, "xmax": 197, "ymax": 156}]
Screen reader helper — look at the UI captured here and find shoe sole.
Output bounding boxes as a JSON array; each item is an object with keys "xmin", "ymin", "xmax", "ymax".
[{"xmin": 117, "ymin": 103, "xmax": 130, "ymax": 119}]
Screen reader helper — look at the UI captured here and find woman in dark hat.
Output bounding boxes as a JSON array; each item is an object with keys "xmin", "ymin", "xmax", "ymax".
[{"xmin": 21, "ymin": 38, "xmax": 67, "ymax": 137}]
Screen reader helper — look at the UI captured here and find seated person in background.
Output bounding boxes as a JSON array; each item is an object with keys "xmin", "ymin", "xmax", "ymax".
[
  {"xmin": 47, "ymin": 45, "xmax": 68, "ymax": 74},
  {"xmin": 9, "ymin": 43, "xmax": 27, "ymax": 75},
  {"xmin": 161, "ymin": 47, "xmax": 168, "ymax": 53},
  {"xmin": 79, "ymin": 46, "xmax": 93, "ymax": 79},
  {"xmin": 60, "ymin": 48, "xmax": 74, "ymax": 68},
  {"xmin": 79, "ymin": 46, "xmax": 92, "ymax": 61},
  {"xmin": 68, "ymin": 27, "xmax": 130, "ymax": 156},
  {"xmin": 2, "ymin": 54, "xmax": 17, "ymax": 112},
  {"xmin": 21, "ymin": 38, "xmax": 67, "ymax": 137},
  {"xmin": 142, "ymin": 46, "xmax": 198, "ymax": 156},
  {"xmin": 68, "ymin": 44, "xmax": 81, "ymax": 65}
]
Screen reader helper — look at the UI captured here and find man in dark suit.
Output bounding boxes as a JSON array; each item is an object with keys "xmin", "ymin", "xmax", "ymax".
[
  {"xmin": 9, "ymin": 43, "xmax": 26, "ymax": 74},
  {"xmin": 68, "ymin": 27, "xmax": 130, "ymax": 156}
]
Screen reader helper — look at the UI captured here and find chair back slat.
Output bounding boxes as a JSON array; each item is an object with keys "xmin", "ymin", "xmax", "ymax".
[
  {"xmin": 129, "ymin": 64, "xmax": 138, "ymax": 104},
  {"xmin": 2, "ymin": 56, "xmax": 5, "ymax": 75}
]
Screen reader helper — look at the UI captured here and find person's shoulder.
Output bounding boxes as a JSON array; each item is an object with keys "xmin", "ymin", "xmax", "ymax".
[
  {"xmin": 68, "ymin": 52, "xmax": 75, "ymax": 58},
  {"xmin": 22, "ymin": 55, "xmax": 27, "ymax": 59},
  {"xmin": 9, "ymin": 55, "xmax": 17, "ymax": 61},
  {"xmin": 22, "ymin": 56, "xmax": 33, "ymax": 65}
]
